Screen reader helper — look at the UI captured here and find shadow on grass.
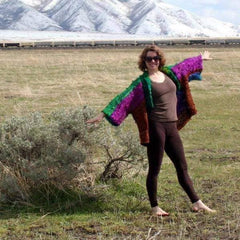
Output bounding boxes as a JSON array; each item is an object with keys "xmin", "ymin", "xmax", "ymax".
[
  {"xmin": 0, "ymin": 179, "xmax": 149, "ymax": 220},
  {"xmin": 0, "ymin": 187, "xmax": 108, "ymax": 220}
]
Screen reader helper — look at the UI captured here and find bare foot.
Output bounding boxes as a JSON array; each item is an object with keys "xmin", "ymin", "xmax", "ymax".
[
  {"xmin": 152, "ymin": 206, "xmax": 169, "ymax": 216},
  {"xmin": 192, "ymin": 200, "xmax": 216, "ymax": 213}
]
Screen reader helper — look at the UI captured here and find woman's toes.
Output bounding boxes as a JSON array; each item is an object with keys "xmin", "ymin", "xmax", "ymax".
[
  {"xmin": 192, "ymin": 200, "xmax": 216, "ymax": 213},
  {"xmin": 152, "ymin": 206, "xmax": 169, "ymax": 216}
]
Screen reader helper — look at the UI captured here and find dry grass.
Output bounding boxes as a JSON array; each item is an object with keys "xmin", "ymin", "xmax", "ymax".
[
  {"xmin": 0, "ymin": 48, "xmax": 139, "ymax": 120},
  {"xmin": 0, "ymin": 47, "xmax": 239, "ymax": 240},
  {"xmin": 0, "ymin": 47, "xmax": 239, "ymax": 117}
]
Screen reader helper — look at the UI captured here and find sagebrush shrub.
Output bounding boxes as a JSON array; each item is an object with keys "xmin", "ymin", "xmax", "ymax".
[
  {"xmin": 0, "ymin": 106, "xmax": 146, "ymax": 204},
  {"xmin": 0, "ymin": 108, "xmax": 92, "ymax": 203}
]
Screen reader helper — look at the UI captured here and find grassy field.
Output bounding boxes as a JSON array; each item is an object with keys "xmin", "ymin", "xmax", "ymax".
[{"xmin": 0, "ymin": 47, "xmax": 239, "ymax": 239}]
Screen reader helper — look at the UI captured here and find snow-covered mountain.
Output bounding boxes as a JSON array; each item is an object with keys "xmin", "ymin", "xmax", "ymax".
[
  {"xmin": 46, "ymin": 0, "xmax": 130, "ymax": 33},
  {"xmin": 0, "ymin": 0, "xmax": 62, "ymax": 31},
  {"xmin": 0, "ymin": 0, "xmax": 239, "ymax": 37}
]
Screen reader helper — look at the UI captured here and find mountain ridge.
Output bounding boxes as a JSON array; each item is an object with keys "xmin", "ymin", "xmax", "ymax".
[{"xmin": 0, "ymin": 0, "xmax": 239, "ymax": 37}]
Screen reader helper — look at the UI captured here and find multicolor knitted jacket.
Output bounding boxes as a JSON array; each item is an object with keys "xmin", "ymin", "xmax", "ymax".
[{"xmin": 102, "ymin": 55, "xmax": 203, "ymax": 146}]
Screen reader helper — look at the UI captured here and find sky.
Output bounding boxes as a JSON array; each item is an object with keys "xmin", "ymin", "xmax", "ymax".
[{"xmin": 163, "ymin": 0, "xmax": 240, "ymax": 25}]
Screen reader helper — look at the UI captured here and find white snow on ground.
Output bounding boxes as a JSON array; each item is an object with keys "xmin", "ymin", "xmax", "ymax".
[{"xmin": 0, "ymin": 30, "xmax": 164, "ymax": 42}]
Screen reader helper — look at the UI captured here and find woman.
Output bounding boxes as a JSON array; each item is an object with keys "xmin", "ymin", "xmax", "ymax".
[{"xmin": 87, "ymin": 45, "xmax": 216, "ymax": 216}]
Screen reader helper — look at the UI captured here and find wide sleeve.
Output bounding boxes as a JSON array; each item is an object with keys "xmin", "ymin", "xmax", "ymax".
[
  {"xmin": 102, "ymin": 79, "xmax": 145, "ymax": 126},
  {"xmin": 171, "ymin": 55, "xmax": 203, "ymax": 83},
  {"xmin": 170, "ymin": 55, "xmax": 203, "ymax": 130}
]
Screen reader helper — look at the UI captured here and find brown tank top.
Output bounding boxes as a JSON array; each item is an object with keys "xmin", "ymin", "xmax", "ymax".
[{"xmin": 149, "ymin": 76, "xmax": 178, "ymax": 122}]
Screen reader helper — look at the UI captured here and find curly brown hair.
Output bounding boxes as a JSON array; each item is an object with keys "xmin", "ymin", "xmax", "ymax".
[{"xmin": 138, "ymin": 45, "xmax": 166, "ymax": 72}]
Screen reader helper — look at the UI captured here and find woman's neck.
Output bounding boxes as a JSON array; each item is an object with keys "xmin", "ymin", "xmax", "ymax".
[
  {"xmin": 148, "ymin": 69, "xmax": 158, "ymax": 76},
  {"xmin": 148, "ymin": 71, "xmax": 165, "ymax": 83}
]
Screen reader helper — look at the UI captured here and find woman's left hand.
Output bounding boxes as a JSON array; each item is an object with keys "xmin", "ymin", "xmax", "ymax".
[{"xmin": 201, "ymin": 50, "xmax": 213, "ymax": 60}]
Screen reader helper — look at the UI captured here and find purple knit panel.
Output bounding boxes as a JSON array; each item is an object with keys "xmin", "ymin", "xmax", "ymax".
[
  {"xmin": 171, "ymin": 55, "xmax": 202, "ymax": 80},
  {"xmin": 110, "ymin": 83, "xmax": 144, "ymax": 125}
]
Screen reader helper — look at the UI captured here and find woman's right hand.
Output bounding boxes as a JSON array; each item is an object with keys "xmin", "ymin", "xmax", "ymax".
[{"xmin": 86, "ymin": 112, "xmax": 105, "ymax": 124}]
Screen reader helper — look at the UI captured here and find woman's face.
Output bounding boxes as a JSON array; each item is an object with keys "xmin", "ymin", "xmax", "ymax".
[{"xmin": 145, "ymin": 51, "xmax": 160, "ymax": 73}]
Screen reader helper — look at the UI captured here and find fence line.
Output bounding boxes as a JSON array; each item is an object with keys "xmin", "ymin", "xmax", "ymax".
[{"xmin": 1, "ymin": 37, "xmax": 240, "ymax": 49}]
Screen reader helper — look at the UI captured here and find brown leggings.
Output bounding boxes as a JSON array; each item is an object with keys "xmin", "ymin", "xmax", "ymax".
[{"xmin": 146, "ymin": 121, "xmax": 199, "ymax": 207}]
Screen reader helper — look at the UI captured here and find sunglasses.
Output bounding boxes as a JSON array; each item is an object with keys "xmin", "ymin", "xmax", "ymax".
[{"xmin": 144, "ymin": 56, "xmax": 161, "ymax": 62}]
